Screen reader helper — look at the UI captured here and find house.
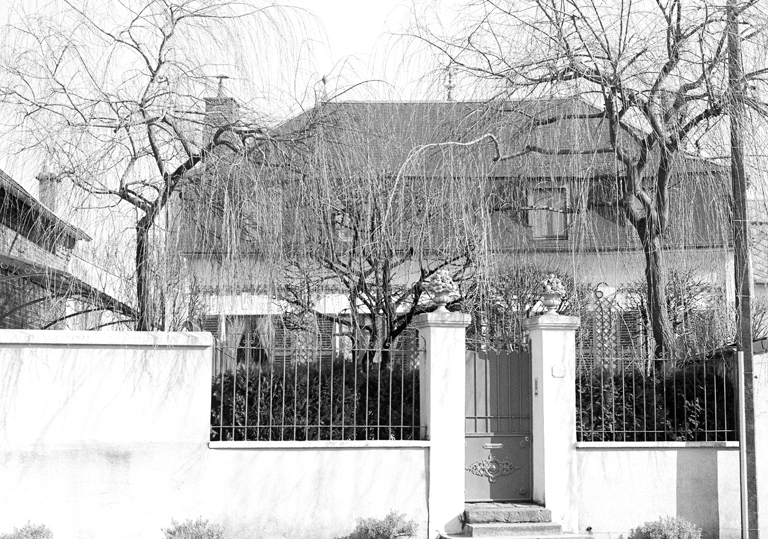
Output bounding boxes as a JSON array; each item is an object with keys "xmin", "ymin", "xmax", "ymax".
[
  {"xmin": 0, "ymin": 169, "xmax": 135, "ymax": 329},
  {"xmin": 172, "ymin": 97, "xmax": 733, "ymax": 361}
]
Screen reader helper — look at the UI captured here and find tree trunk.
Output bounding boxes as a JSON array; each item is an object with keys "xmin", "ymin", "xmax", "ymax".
[
  {"xmin": 639, "ymin": 222, "xmax": 674, "ymax": 358},
  {"xmin": 136, "ymin": 220, "xmax": 153, "ymax": 331}
]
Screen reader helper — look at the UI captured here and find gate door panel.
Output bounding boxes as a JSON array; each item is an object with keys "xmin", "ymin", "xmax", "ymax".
[{"xmin": 465, "ymin": 349, "xmax": 532, "ymax": 501}]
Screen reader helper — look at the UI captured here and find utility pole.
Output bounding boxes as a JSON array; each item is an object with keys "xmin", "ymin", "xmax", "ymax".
[{"xmin": 728, "ymin": 1, "xmax": 759, "ymax": 537}]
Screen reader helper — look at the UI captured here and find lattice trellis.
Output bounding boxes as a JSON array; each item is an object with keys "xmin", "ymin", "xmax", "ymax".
[{"xmin": 577, "ymin": 294, "xmax": 651, "ymax": 367}]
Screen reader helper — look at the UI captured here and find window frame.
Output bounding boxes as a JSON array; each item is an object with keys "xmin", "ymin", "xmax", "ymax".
[{"xmin": 528, "ymin": 184, "xmax": 569, "ymax": 240}]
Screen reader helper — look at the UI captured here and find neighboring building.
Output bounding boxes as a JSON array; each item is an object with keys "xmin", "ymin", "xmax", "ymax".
[
  {"xmin": 750, "ymin": 199, "xmax": 768, "ymax": 292},
  {"xmin": 0, "ymin": 169, "xmax": 135, "ymax": 329},
  {"xmin": 173, "ymin": 97, "xmax": 734, "ymax": 357}
]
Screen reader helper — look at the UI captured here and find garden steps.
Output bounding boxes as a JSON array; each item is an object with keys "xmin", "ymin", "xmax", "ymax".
[
  {"xmin": 443, "ymin": 534, "xmax": 592, "ymax": 539},
  {"xmin": 465, "ymin": 522, "xmax": 565, "ymax": 536},
  {"xmin": 464, "ymin": 503, "xmax": 552, "ymax": 524},
  {"xmin": 437, "ymin": 503, "xmax": 590, "ymax": 539}
]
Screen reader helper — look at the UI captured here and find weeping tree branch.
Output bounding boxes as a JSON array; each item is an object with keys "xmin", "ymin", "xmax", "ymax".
[{"xmin": 409, "ymin": 0, "xmax": 764, "ymax": 356}]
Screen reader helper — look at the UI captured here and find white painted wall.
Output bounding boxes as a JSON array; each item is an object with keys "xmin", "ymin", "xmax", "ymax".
[
  {"xmin": 754, "ymin": 352, "xmax": 768, "ymax": 539},
  {"xmin": 0, "ymin": 328, "xmax": 760, "ymax": 539},
  {"xmin": 575, "ymin": 443, "xmax": 741, "ymax": 539},
  {"xmin": 0, "ymin": 330, "xmax": 428, "ymax": 539}
]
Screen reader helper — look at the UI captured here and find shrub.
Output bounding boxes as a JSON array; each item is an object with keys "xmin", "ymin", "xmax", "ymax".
[
  {"xmin": 0, "ymin": 523, "xmax": 52, "ymax": 539},
  {"xmin": 162, "ymin": 518, "xmax": 223, "ymax": 539},
  {"xmin": 354, "ymin": 510, "xmax": 417, "ymax": 539},
  {"xmin": 211, "ymin": 360, "xmax": 420, "ymax": 441},
  {"xmin": 625, "ymin": 516, "xmax": 702, "ymax": 539}
]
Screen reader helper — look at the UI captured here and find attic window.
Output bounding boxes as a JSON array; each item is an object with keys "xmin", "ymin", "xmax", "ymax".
[
  {"xmin": 530, "ymin": 187, "xmax": 568, "ymax": 240},
  {"xmin": 332, "ymin": 211, "xmax": 353, "ymax": 242}
]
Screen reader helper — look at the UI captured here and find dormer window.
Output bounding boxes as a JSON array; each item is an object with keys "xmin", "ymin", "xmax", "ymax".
[
  {"xmin": 332, "ymin": 211, "xmax": 353, "ymax": 242},
  {"xmin": 530, "ymin": 186, "xmax": 568, "ymax": 240}
]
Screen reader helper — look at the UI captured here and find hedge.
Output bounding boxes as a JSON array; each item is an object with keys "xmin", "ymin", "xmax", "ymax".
[
  {"xmin": 211, "ymin": 360, "xmax": 420, "ymax": 441},
  {"xmin": 577, "ymin": 360, "xmax": 737, "ymax": 441}
]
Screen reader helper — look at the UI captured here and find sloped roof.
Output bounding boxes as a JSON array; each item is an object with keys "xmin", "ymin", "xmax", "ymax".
[
  {"xmin": 0, "ymin": 169, "xmax": 90, "ymax": 242},
  {"xmin": 285, "ymin": 97, "xmax": 728, "ymax": 180},
  {"xmin": 277, "ymin": 97, "xmax": 730, "ymax": 253},
  {"xmin": 0, "ymin": 251, "xmax": 136, "ymax": 321}
]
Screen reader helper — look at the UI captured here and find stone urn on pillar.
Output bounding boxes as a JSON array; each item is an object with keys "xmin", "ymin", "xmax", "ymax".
[
  {"xmin": 425, "ymin": 269, "xmax": 458, "ymax": 312},
  {"xmin": 539, "ymin": 273, "xmax": 565, "ymax": 314}
]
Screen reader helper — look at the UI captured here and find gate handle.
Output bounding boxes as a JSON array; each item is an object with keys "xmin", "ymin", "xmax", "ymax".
[{"xmin": 482, "ymin": 443, "xmax": 503, "ymax": 449}]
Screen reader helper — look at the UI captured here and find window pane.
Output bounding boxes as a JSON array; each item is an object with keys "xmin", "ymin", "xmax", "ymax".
[{"xmin": 532, "ymin": 187, "xmax": 567, "ymax": 239}]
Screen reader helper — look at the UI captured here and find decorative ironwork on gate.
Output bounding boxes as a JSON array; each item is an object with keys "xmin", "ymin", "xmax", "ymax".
[{"xmin": 466, "ymin": 454, "xmax": 522, "ymax": 483}]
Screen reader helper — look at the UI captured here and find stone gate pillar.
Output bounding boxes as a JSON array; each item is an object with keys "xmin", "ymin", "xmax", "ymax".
[
  {"xmin": 523, "ymin": 311, "xmax": 580, "ymax": 533},
  {"xmin": 412, "ymin": 310, "xmax": 472, "ymax": 538}
]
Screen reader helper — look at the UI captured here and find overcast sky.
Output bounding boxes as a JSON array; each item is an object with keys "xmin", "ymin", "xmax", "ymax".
[
  {"xmin": 289, "ymin": 0, "xmax": 411, "ymax": 71},
  {"xmin": 280, "ymin": 0, "xmax": 461, "ymax": 106},
  {"xmin": 0, "ymin": 0, "xmax": 463, "ymax": 187}
]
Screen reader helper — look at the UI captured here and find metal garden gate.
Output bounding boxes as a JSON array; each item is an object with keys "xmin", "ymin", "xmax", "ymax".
[{"xmin": 464, "ymin": 348, "xmax": 532, "ymax": 501}]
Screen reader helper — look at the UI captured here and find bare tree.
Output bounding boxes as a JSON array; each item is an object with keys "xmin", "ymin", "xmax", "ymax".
[
  {"xmin": 0, "ymin": 0, "xmax": 312, "ymax": 330},
  {"xmin": 409, "ymin": 0, "xmax": 768, "ymax": 356},
  {"xmin": 277, "ymin": 101, "xmax": 493, "ymax": 363}
]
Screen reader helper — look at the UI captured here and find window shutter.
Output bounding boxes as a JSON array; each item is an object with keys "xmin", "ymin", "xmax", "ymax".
[
  {"xmin": 617, "ymin": 310, "xmax": 642, "ymax": 353},
  {"xmin": 202, "ymin": 315, "xmax": 220, "ymax": 338}
]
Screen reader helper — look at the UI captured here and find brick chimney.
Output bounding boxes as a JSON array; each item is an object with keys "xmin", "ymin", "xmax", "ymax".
[
  {"xmin": 37, "ymin": 172, "xmax": 62, "ymax": 214},
  {"xmin": 203, "ymin": 75, "xmax": 240, "ymax": 144}
]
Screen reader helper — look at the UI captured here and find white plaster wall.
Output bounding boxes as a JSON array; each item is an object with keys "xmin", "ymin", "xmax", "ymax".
[
  {"xmin": 0, "ymin": 331, "xmax": 428, "ymax": 539},
  {"xmin": 203, "ymin": 446, "xmax": 428, "ymax": 539},
  {"xmin": 755, "ymin": 353, "xmax": 768, "ymax": 539},
  {"xmin": 0, "ymin": 331, "xmax": 213, "ymax": 447},
  {"xmin": 575, "ymin": 444, "xmax": 741, "ymax": 539}
]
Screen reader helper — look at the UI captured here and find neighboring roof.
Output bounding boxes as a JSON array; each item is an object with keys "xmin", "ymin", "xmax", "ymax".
[
  {"xmin": 0, "ymin": 251, "xmax": 135, "ymax": 321},
  {"xmin": 0, "ymin": 168, "xmax": 91, "ymax": 242}
]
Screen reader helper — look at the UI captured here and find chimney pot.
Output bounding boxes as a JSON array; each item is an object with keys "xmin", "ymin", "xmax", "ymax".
[{"xmin": 37, "ymin": 172, "xmax": 62, "ymax": 214}]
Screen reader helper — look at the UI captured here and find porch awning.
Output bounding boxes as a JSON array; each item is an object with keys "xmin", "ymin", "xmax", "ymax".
[{"xmin": 0, "ymin": 251, "xmax": 136, "ymax": 324}]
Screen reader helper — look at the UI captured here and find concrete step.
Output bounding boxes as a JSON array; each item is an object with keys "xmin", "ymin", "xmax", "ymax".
[
  {"xmin": 465, "ymin": 522, "xmax": 563, "ymax": 537},
  {"xmin": 464, "ymin": 503, "xmax": 552, "ymax": 524},
  {"xmin": 443, "ymin": 534, "xmax": 591, "ymax": 539}
]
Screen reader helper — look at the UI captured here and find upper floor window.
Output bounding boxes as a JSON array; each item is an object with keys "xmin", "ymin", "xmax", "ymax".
[
  {"xmin": 332, "ymin": 211, "xmax": 354, "ymax": 242},
  {"xmin": 530, "ymin": 187, "xmax": 568, "ymax": 240}
]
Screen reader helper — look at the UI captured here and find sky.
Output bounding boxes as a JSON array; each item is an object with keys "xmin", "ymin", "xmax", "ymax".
[
  {"xmin": 288, "ymin": 0, "xmax": 412, "ymax": 72},
  {"xmin": 277, "ymin": 0, "xmax": 461, "ymax": 107},
  {"xmin": 0, "ymin": 0, "xmax": 461, "ymax": 188}
]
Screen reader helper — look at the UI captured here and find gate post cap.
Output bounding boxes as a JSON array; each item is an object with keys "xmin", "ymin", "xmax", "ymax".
[
  {"xmin": 523, "ymin": 314, "xmax": 580, "ymax": 331},
  {"xmin": 412, "ymin": 311, "xmax": 471, "ymax": 329}
]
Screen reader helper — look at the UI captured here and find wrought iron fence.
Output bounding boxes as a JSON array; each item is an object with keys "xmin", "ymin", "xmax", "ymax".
[
  {"xmin": 576, "ymin": 290, "xmax": 737, "ymax": 442},
  {"xmin": 576, "ymin": 355, "xmax": 737, "ymax": 441},
  {"xmin": 210, "ymin": 315, "xmax": 425, "ymax": 442}
]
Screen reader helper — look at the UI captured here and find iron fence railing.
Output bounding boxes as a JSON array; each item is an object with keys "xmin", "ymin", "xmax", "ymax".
[
  {"xmin": 574, "ymin": 282, "xmax": 739, "ymax": 442},
  {"xmin": 576, "ymin": 356, "xmax": 737, "ymax": 442},
  {"xmin": 210, "ymin": 335, "xmax": 425, "ymax": 442}
]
